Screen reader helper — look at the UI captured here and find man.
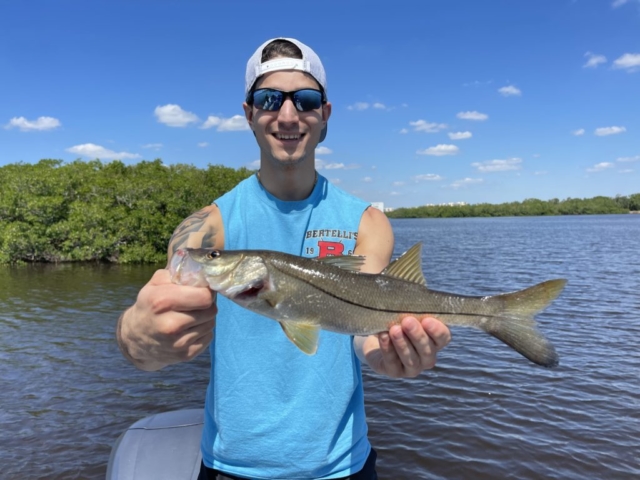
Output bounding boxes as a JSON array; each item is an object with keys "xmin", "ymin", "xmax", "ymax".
[{"xmin": 117, "ymin": 37, "xmax": 451, "ymax": 479}]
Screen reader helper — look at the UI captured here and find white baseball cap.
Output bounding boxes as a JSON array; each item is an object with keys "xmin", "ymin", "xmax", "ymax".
[{"xmin": 245, "ymin": 37, "xmax": 328, "ymax": 142}]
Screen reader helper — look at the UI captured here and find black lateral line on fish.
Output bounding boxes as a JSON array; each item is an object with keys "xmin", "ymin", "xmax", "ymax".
[{"xmin": 267, "ymin": 257, "xmax": 504, "ymax": 317}]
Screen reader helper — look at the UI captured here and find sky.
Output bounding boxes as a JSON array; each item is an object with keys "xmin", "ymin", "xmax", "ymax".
[{"xmin": 1, "ymin": 0, "xmax": 639, "ymax": 208}]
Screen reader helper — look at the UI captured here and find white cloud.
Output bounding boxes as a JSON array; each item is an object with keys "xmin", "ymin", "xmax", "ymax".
[
  {"xmin": 330, "ymin": 178, "xmax": 342, "ymax": 184},
  {"xmin": 463, "ymin": 80, "xmax": 493, "ymax": 87},
  {"xmin": 315, "ymin": 146, "xmax": 333, "ymax": 155},
  {"xmin": 66, "ymin": 143, "xmax": 140, "ymax": 160},
  {"xmin": 583, "ymin": 52, "xmax": 607, "ymax": 68},
  {"xmin": 362, "ymin": 176, "xmax": 373, "ymax": 183},
  {"xmin": 612, "ymin": 53, "xmax": 640, "ymax": 71},
  {"xmin": 317, "ymin": 159, "xmax": 360, "ymax": 170},
  {"xmin": 572, "ymin": 128, "xmax": 585, "ymax": 136},
  {"xmin": 399, "ymin": 128, "xmax": 409, "ymax": 134},
  {"xmin": 534, "ymin": 171, "xmax": 548, "ymax": 175},
  {"xmin": 410, "ymin": 120, "xmax": 448, "ymax": 133},
  {"xmin": 155, "ymin": 104, "xmax": 199, "ymax": 127},
  {"xmin": 413, "ymin": 174, "xmax": 443, "ymax": 182},
  {"xmin": 372, "ymin": 103, "xmax": 386, "ymax": 110},
  {"xmin": 587, "ymin": 162, "xmax": 614, "ymax": 172},
  {"xmin": 472, "ymin": 157, "xmax": 522, "ymax": 172},
  {"xmin": 417, "ymin": 144, "xmax": 460, "ymax": 156},
  {"xmin": 392, "ymin": 181, "xmax": 405, "ymax": 186},
  {"xmin": 142, "ymin": 143, "xmax": 163, "ymax": 150},
  {"xmin": 201, "ymin": 114, "xmax": 249, "ymax": 131},
  {"xmin": 619, "ymin": 168, "xmax": 634, "ymax": 173},
  {"xmin": 325, "ymin": 163, "xmax": 347, "ymax": 169},
  {"xmin": 617, "ymin": 155, "xmax": 640, "ymax": 162},
  {"xmin": 594, "ymin": 126, "xmax": 626, "ymax": 136},
  {"xmin": 5, "ymin": 116, "xmax": 61, "ymax": 131},
  {"xmin": 198, "ymin": 142, "xmax": 209, "ymax": 147},
  {"xmin": 347, "ymin": 102, "xmax": 370, "ymax": 111},
  {"xmin": 457, "ymin": 111, "xmax": 488, "ymax": 121},
  {"xmin": 450, "ymin": 178, "xmax": 483, "ymax": 189},
  {"xmin": 248, "ymin": 159, "xmax": 260, "ymax": 169},
  {"xmin": 498, "ymin": 85, "xmax": 522, "ymax": 96},
  {"xmin": 612, "ymin": 0, "xmax": 630, "ymax": 7},
  {"xmin": 448, "ymin": 131, "xmax": 472, "ymax": 140}
]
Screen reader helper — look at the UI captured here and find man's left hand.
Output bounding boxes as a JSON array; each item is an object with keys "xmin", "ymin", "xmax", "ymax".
[{"xmin": 357, "ymin": 317, "xmax": 451, "ymax": 378}]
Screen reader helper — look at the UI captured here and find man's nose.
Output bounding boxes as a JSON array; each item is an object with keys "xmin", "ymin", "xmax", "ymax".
[{"xmin": 277, "ymin": 97, "xmax": 299, "ymax": 124}]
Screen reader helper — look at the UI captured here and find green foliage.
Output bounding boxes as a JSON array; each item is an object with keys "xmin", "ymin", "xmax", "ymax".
[
  {"xmin": 386, "ymin": 194, "xmax": 636, "ymax": 219},
  {"xmin": 0, "ymin": 159, "xmax": 253, "ymax": 264}
]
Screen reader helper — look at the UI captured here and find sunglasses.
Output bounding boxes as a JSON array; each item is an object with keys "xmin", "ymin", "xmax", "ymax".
[{"xmin": 248, "ymin": 88, "xmax": 326, "ymax": 112}]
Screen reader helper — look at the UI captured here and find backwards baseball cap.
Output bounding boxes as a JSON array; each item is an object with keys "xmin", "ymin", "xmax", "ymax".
[{"xmin": 245, "ymin": 37, "xmax": 328, "ymax": 143}]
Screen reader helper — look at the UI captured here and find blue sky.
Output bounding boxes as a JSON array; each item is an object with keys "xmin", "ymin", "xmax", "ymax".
[{"xmin": 1, "ymin": 0, "xmax": 638, "ymax": 208}]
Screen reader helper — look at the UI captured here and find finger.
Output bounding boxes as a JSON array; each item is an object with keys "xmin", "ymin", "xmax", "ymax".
[
  {"xmin": 391, "ymin": 320, "xmax": 423, "ymax": 376},
  {"xmin": 378, "ymin": 332, "xmax": 403, "ymax": 378},
  {"xmin": 174, "ymin": 318, "xmax": 215, "ymax": 351},
  {"xmin": 148, "ymin": 268, "xmax": 172, "ymax": 285},
  {"xmin": 400, "ymin": 317, "xmax": 436, "ymax": 371},
  {"xmin": 141, "ymin": 285, "xmax": 213, "ymax": 316},
  {"xmin": 421, "ymin": 317, "xmax": 451, "ymax": 351}
]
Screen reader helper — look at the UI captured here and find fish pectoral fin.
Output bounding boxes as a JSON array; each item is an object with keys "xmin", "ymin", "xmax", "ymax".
[
  {"xmin": 382, "ymin": 242, "xmax": 427, "ymax": 286},
  {"xmin": 279, "ymin": 321, "xmax": 320, "ymax": 355},
  {"xmin": 259, "ymin": 290, "xmax": 283, "ymax": 308}
]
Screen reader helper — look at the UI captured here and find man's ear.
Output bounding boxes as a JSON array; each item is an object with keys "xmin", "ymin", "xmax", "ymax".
[
  {"xmin": 322, "ymin": 101, "xmax": 332, "ymax": 125},
  {"xmin": 242, "ymin": 103, "xmax": 253, "ymax": 131}
]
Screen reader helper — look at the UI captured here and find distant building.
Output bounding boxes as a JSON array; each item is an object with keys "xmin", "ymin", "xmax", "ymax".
[
  {"xmin": 425, "ymin": 202, "xmax": 468, "ymax": 207},
  {"xmin": 370, "ymin": 202, "xmax": 384, "ymax": 212}
]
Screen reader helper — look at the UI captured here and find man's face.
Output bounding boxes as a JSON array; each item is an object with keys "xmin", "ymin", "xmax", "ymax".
[{"xmin": 243, "ymin": 70, "xmax": 331, "ymax": 168}]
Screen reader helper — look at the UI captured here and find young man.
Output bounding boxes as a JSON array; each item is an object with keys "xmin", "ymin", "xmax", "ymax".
[{"xmin": 117, "ymin": 38, "xmax": 451, "ymax": 479}]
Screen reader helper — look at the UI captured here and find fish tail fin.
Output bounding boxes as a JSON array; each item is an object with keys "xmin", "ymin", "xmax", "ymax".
[{"xmin": 483, "ymin": 279, "xmax": 566, "ymax": 368}]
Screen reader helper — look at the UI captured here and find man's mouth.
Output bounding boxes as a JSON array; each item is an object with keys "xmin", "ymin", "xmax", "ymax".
[{"xmin": 273, "ymin": 133, "xmax": 304, "ymax": 141}]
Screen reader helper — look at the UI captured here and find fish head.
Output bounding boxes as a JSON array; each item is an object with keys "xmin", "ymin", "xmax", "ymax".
[{"xmin": 185, "ymin": 249, "xmax": 270, "ymax": 302}]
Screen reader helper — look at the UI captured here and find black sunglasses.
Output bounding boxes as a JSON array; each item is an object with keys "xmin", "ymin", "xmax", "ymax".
[{"xmin": 248, "ymin": 88, "xmax": 326, "ymax": 112}]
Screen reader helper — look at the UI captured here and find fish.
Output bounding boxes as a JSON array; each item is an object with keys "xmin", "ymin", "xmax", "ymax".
[{"xmin": 169, "ymin": 243, "xmax": 566, "ymax": 367}]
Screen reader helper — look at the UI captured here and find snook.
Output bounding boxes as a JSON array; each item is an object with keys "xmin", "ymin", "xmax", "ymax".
[{"xmin": 169, "ymin": 243, "xmax": 566, "ymax": 367}]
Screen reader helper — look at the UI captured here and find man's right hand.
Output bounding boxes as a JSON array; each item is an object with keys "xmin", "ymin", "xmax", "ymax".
[{"xmin": 117, "ymin": 268, "xmax": 217, "ymax": 371}]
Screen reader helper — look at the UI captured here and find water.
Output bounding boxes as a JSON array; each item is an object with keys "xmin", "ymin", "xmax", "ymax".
[{"xmin": 1, "ymin": 215, "xmax": 638, "ymax": 479}]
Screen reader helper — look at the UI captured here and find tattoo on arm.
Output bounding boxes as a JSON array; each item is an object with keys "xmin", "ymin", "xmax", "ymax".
[{"xmin": 168, "ymin": 209, "xmax": 217, "ymax": 255}]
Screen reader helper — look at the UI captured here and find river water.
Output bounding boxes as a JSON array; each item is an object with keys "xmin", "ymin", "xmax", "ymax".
[{"xmin": 1, "ymin": 215, "xmax": 638, "ymax": 479}]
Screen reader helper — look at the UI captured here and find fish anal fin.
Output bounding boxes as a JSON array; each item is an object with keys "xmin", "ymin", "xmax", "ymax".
[
  {"xmin": 382, "ymin": 242, "xmax": 427, "ymax": 286},
  {"xmin": 279, "ymin": 321, "xmax": 320, "ymax": 355}
]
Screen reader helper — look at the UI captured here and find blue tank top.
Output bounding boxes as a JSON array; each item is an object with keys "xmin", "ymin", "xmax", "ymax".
[{"xmin": 202, "ymin": 173, "xmax": 371, "ymax": 479}]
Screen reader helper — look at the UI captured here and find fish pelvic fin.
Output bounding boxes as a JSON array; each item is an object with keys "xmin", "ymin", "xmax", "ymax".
[
  {"xmin": 382, "ymin": 243, "xmax": 427, "ymax": 286},
  {"xmin": 279, "ymin": 321, "xmax": 320, "ymax": 355},
  {"xmin": 484, "ymin": 279, "xmax": 567, "ymax": 367}
]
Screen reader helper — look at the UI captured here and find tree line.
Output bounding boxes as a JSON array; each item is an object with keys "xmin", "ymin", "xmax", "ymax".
[
  {"xmin": 0, "ymin": 159, "xmax": 252, "ymax": 264},
  {"xmin": 387, "ymin": 195, "xmax": 640, "ymax": 219},
  {"xmin": 1, "ymin": 159, "xmax": 638, "ymax": 263}
]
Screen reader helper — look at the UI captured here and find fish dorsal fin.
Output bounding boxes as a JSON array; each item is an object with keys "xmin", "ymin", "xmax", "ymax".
[
  {"xmin": 381, "ymin": 243, "xmax": 427, "ymax": 286},
  {"xmin": 279, "ymin": 321, "xmax": 320, "ymax": 355},
  {"xmin": 315, "ymin": 255, "xmax": 365, "ymax": 273}
]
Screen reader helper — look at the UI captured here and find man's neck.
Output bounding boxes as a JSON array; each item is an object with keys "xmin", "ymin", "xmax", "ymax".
[{"xmin": 257, "ymin": 164, "xmax": 318, "ymax": 201}]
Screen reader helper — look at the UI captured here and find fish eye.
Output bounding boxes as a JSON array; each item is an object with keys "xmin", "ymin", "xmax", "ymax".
[{"xmin": 206, "ymin": 250, "xmax": 221, "ymax": 259}]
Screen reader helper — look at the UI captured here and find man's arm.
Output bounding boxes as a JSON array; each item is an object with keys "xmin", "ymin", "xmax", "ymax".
[
  {"xmin": 352, "ymin": 207, "xmax": 451, "ymax": 378},
  {"xmin": 116, "ymin": 205, "xmax": 223, "ymax": 371}
]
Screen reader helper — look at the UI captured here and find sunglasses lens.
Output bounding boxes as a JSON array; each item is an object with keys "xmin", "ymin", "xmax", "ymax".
[
  {"xmin": 292, "ymin": 90, "xmax": 323, "ymax": 111},
  {"xmin": 252, "ymin": 89, "xmax": 323, "ymax": 112},
  {"xmin": 252, "ymin": 89, "xmax": 283, "ymax": 111}
]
